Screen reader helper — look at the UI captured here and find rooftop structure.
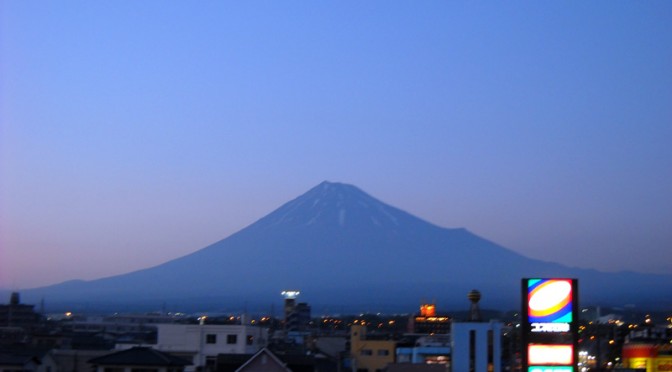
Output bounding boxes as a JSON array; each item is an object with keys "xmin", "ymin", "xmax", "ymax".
[
  {"xmin": 280, "ymin": 291, "xmax": 300, "ymax": 299},
  {"xmin": 409, "ymin": 303, "xmax": 451, "ymax": 334},
  {"xmin": 467, "ymin": 289, "xmax": 482, "ymax": 322}
]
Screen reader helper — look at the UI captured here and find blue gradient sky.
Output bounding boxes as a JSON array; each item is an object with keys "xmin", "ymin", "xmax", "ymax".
[{"xmin": 1, "ymin": 2, "xmax": 671, "ymax": 289}]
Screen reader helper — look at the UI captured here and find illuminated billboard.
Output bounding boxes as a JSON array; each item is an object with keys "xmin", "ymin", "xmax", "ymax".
[
  {"xmin": 527, "ymin": 279, "xmax": 573, "ymax": 323},
  {"xmin": 521, "ymin": 278, "xmax": 578, "ymax": 372},
  {"xmin": 528, "ymin": 344, "xmax": 574, "ymax": 365}
]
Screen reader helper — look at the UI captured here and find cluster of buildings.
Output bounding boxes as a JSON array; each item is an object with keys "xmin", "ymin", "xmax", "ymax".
[{"xmin": 0, "ymin": 287, "xmax": 670, "ymax": 372}]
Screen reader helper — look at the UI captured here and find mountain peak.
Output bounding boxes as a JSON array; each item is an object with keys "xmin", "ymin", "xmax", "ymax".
[
  {"xmin": 254, "ymin": 181, "xmax": 411, "ymax": 230},
  {"xmin": 307, "ymin": 181, "xmax": 372, "ymax": 201},
  {"xmin": 312, "ymin": 180, "xmax": 363, "ymax": 194}
]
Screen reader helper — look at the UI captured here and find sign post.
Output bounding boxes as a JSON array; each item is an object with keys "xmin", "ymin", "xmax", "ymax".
[{"xmin": 521, "ymin": 278, "xmax": 579, "ymax": 372}]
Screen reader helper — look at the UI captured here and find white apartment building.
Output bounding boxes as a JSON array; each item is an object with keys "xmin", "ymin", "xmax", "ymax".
[{"xmin": 117, "ymin": 324, "xmax": 268, "ymax": 372}]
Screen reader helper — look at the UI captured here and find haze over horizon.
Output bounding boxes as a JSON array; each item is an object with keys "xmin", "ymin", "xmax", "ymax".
[{"xmin": 1, "ymin": 2, "xmax": 671, "ymax": 290}]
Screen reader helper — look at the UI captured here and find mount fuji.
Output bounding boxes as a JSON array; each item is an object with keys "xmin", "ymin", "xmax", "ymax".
[{"xmin": 19, "ymin": 181, "xmax": 672, "ymax": 313}]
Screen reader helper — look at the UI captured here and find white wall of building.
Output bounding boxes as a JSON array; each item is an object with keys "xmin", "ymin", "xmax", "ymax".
[
  {"xmin": 153, "ymin": 324, "xmax": 267, "ymax": 370},
  {"xmin": 451, "ymin": 321, "xmax": 502, "ymax": 372},
  {"xmin": 158, "ymin": 324, "xmax": 267, "ymax": 351}
]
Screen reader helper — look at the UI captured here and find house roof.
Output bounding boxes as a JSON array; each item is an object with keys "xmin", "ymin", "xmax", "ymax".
[
  {"xmin": 0, "ymin": 347, "xmax": 51, "ymax": 358},
  {"xmin": 0, "ymin": 347, "xmax": 54, "ymax": 366},
  {"xmin": 88, "ymin": 347, "xmax": 192, "ymax": 367},
  {"xmin": 235, "ymin": 348, "xmax": 291, "ymax": 372},
  {"xmin": 217, "ymin": 350, "xmax": 336, "ymax": 372},
  {"xmin": 0, "ymin": 354, "xmax": 41, "ymax": 366}
]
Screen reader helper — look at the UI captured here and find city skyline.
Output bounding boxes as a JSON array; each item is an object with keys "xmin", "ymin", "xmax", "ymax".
[{"xmin": 1, "ymin": 2, "xmax": 671, "ymax": 289}]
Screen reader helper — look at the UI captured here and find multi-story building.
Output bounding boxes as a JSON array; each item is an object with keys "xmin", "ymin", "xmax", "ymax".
[
  {"xmin": 349, "ymin": 325, "xmax": 395, "ymax": 372},
  {"xmin": 622, "ymin": 343, "xmax": 672, "ymax": 372},
  {"xmin": 0, "ymin": 292, "xmax": 41, "ymax": 347},
  {"xmin": 286, "ymin": 302, "xmax": 311, "ymax": 332},
  {"xmin": 396, "ymin": 335, "xmax": 451, "ymax": 365},
  {"xmin": 144, "ymin": 323, "xmax": 268, "ymax": 371},
  {"xmin": 620, "ymin": 324, "xmax": 672, "ymax": 372},
  {"xmin": 0, "ymin": 293, "xmax": 40, "ymax": 329},
  {"xmin": 451, "ymin": 321, "xmax": 502, "ymax": 372}
]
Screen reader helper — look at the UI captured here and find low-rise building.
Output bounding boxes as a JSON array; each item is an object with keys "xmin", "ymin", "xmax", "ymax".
[
  {"xmin": 621, "ymin": 324, "xmax": 672, "ymax": 372},
  {"xmin": 396, "ymin": 335, "xmax": 450, "ymax": 365},
  {"xmin": 0, "ymin": 348, "xmax": 58, "ymax": 372},
  {"xmin": 349, "ymin": 325, "xmax": 395, "ymax": 372},
  {"xmin": 121, "ymin": 324, "xmax": 268, "ymax": 371},
  {"xmin": 89, "ymin": 346, "xmax": 191, "ymax": 372},
  {"xmin": 0, "ymin": 353, "xmax": 41, "ymax": 372}
]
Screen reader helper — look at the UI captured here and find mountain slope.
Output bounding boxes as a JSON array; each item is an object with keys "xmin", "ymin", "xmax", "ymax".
[{"xmin": 21, "ymin": 181, "xmax": 672, "ymax": 312}]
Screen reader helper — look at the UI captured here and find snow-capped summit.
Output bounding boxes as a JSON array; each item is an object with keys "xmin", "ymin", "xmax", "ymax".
[{"xmin": 255, "ymin": 181, "xmax": 418, "ymax": 230}]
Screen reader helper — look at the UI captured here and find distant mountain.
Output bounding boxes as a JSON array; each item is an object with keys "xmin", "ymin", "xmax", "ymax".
[{"xmin": 17, "ymin": 181, "xmax": 672, "ymax": 313}]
